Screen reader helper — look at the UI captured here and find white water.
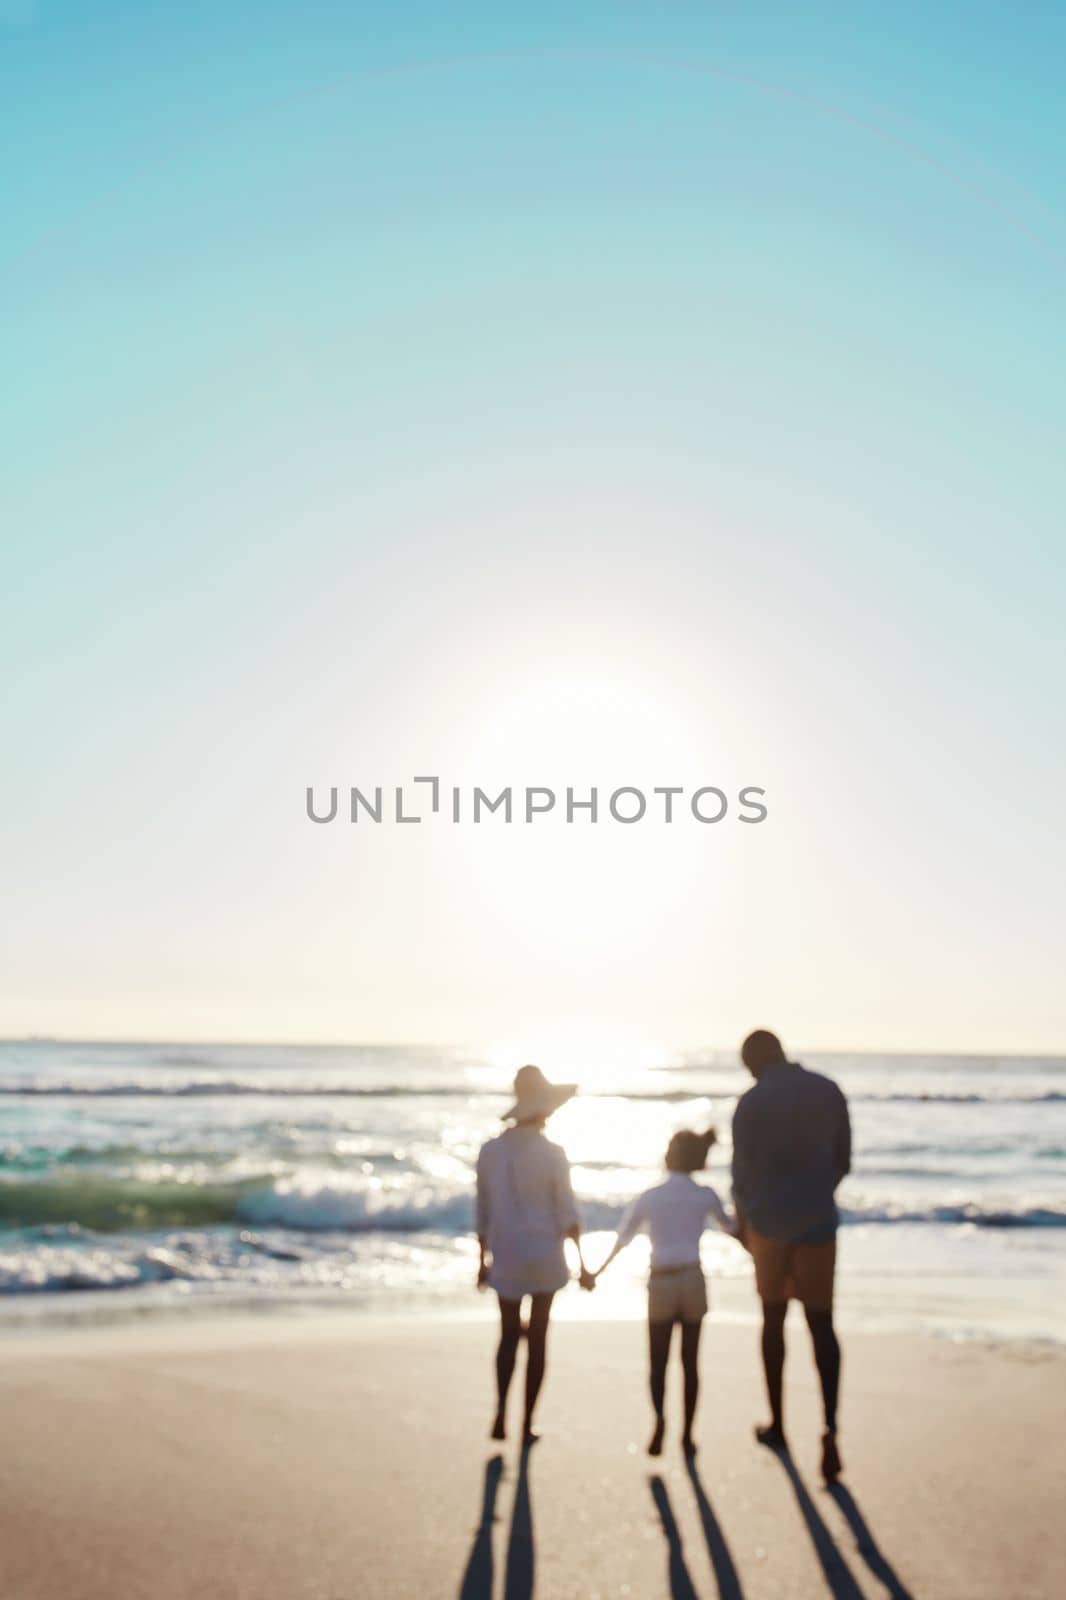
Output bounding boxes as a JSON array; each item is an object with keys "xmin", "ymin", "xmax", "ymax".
[{"xmin": 1, "ymin": 1041, "xmax": 1063, "ymax": 1341}]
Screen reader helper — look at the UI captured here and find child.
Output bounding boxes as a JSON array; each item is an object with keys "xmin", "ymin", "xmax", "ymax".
[{"xmin": 593, "ymin": 1127, "xmax": 736, "ymax": 1455}]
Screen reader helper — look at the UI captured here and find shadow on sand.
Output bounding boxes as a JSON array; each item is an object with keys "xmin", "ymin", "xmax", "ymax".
[
  {"xmin": 649, "ymin": 1467, "xmax": 745, "ymax": 1599},
  {"xmin": 649, "ymin": 1476, "xmax": 699, "ymax": 1599},
  {"xmin": 766, "ymin": 1447, "xmax": 916, "ymax": 1600},
  {"xmin": 462, "ymin": 1444, "xmax": 913, "ymax": 1600},
  {"xmin": 769, "ymin": 1447, "xmax": 865, "ymax": 1600},
  {"xmin": 685, "ymin": 1459, "xmax": 745, "ymax": 1600},
  {"xmin": 826, "ymin": 1481, "xmax": 916, "ymax": 1600},
  {"xmin": 458, "ymin": 1446, "xmax": 535, "ymax": 1600}
]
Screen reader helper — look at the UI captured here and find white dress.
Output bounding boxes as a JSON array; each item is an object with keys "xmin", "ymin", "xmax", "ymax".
[{"xmin": 476, "ymin": 1126, "xmax": 579, "ymax": 1298}]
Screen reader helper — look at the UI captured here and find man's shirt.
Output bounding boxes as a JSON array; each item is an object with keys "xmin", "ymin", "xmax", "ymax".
[{"xmin": 731, "ymin": 1061, "xmax": 851, "ymax": 1244}]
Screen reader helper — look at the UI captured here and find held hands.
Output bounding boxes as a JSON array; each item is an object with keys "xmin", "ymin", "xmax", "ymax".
[{"xmin": 578, "ymin": 1266, "xmax": 597, "ymax": 1292}]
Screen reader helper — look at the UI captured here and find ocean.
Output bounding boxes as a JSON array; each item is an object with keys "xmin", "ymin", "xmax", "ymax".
[{"xmin": 1, "ymin": 1041, "xmax": 1063, "ymax": 1341}]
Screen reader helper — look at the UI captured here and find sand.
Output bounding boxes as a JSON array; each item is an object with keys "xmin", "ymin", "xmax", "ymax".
[{"xmin": 0, "ymin": 1308, "xmax": 1063, "ymax": 1599}]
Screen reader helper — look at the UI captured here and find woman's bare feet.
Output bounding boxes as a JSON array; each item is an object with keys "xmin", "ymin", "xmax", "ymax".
[
  {"xmin": 682, "ymin": 1434, "xmax": 697, "ymax": 1456},
  {"xmin": 490, "ymin": 1413, "xmax": 506, "ymax": 1440},
  {"xmin": 648, "ymin": 1417, "xmax": 665, "ymax": 1457}
]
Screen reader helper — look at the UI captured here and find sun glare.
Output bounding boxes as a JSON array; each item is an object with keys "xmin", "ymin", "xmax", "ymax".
[
  {"xmin": 484, "ymin": 1027, "xmax": 669, "ymax": 1092},
  {"xmin": 453, "ymin": 655, "xmax": 714, "ymax": 777}
]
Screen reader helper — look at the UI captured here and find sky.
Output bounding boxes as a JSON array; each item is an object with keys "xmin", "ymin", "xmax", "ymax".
[{"xmin": 3, "ymin": 3, "xmax": 1064, "ymax": 1053}]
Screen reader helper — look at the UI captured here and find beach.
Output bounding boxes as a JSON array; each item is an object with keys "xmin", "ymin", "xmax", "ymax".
[
  {"xmin": 2, "ymin": 1042, "xmax": 1063, "ymax": 1595},
  {"xmin": 2, "ymin": 1309, "xmax": 1063, "ymax": 1599}
]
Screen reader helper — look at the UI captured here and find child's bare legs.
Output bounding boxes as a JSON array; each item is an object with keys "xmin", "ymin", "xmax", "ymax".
[
  {"xmin": 680, "ymin": 1319, "xmax": 702, "ymax": 1454},
  {"xmin": 647, "ymin": 1319, "xmax": 674, "ymax": 1455}
]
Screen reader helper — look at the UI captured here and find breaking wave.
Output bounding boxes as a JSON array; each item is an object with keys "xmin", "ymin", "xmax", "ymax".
[{"xmin": 0, "ymin": 1174, "xmax": 1063, "ymax": 1236}]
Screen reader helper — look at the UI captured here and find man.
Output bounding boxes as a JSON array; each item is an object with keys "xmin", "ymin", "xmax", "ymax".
[{"xmin": 732, "ymin": 1029, "xmax": 851, "ymax": 1481}]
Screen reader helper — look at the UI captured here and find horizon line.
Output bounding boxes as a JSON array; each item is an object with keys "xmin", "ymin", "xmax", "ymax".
[{"xmin": 1, "ymin": 1035, "xmax": 1063, "ymax": 1061}]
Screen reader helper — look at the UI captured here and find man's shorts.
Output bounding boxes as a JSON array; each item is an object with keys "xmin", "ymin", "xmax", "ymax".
[
  {"xmin": 647, "ymin": 1263, "xmax": 708, "ymax": 1323},
  {"xmin": 747, "ymin": 1231, "xmax": 836, "ymax": 1311}
]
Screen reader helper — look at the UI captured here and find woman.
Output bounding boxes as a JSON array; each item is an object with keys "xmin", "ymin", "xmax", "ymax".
[
  {"xmin": 476, "ymin": 1064, "xmax": 592, "ymax": 1443},
  {"xmin": 593, "ymin": 1127, "xmax": 736, "ymax": 1456}
]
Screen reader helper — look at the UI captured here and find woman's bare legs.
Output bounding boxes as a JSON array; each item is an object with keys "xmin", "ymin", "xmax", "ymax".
[
  {"xmin": 680, "ymin": 1319, "xmax": 703, "ymax": 1454},
  {"xmin": 523, "ymin": 1292, "xmax": 555, "ymax": 1441},
  {"xmin": 492, "ymin": 1296, "xmax": 522, "ymax": 1438},
  {"xmin": 648, "ymin": 1319, "xmax": 674, "ymax": 1455}
]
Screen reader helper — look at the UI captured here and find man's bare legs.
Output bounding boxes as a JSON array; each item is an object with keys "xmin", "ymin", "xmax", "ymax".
[
  {"xmin": 805, "ymin": 1305, "xmax": 842, "ymax": 1480},
  {"xmin": 756, "ymin": 1299, "xmax": 842, "ymax": 1476},
  {"xmin": 756, "ymin": 1299, "xmax": 788, "ymax": 1447}
]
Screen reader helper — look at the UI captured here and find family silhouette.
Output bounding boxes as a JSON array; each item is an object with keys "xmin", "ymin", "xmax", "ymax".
[
  {"xmin": 476, "ymin": 1030, "xmax": 849, "ymax": 1469},
  {"xmin": 462, "ymin": 1030, "xmax": 903, "ymax": 1597}
]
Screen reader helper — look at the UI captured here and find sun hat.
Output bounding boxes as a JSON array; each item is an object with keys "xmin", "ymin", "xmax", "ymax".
[{"xmin": 503, "ymin": 1063, "xmax": 577, "ymax": 1123}]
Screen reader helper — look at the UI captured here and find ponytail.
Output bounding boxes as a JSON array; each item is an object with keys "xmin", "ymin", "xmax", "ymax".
[{"xmin": 667, "ymin": 1126, "xmax": 718, "ymax": 1173}]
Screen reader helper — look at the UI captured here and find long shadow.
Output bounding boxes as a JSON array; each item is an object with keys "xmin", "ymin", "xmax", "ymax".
[
  {"xmin": 827, "ymin": 1483, "xmax": 916, "ymax": 1600},
  {"xmin": 770, "ymin": 1448, "xmax": 865, "ymax": 1600},
  {"xmin": 503, "ymin": 1442, "xmax": 536, "ymax": 1600},
  {"xmin": 648, "ymin": 1475, "xmax": 699, "ymax": 1599},
  {"xmin": 457, "ymin": 1459, "xmax": 502, "ymax": 1593},
  {"xmin": 684, "ymin": 1459, "xmax": 745, "ymax": 1599},
  {"xmin": 457, "ymin": 1448, "xmax": 538, "ymax": 1600},
  {"xmin": 458, "ymin": 1455, "xmax": 504, "ymax": 1600}
]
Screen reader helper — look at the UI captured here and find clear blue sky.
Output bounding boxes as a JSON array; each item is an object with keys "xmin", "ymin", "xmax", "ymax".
[{"xmin": 3, "ymin": 3, "xmax": 1064, "ymax": 1050}]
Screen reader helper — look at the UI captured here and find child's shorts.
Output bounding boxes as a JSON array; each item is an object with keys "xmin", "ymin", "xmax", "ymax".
[{"xmin": 648, "ymin": 1263, "xmax": 707, "ymax": 1323}]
